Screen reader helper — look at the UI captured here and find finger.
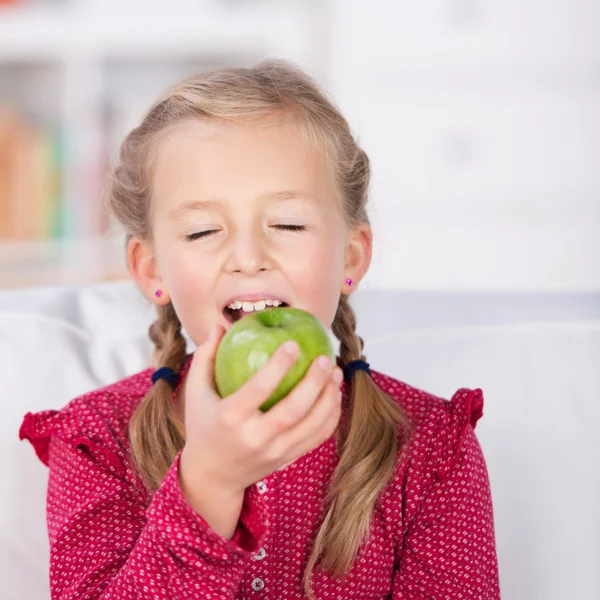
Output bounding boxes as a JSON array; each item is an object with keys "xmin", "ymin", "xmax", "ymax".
[
  {"xmin": 222, "ymin": 339, "xmax": 302, "ymax": 421},
  {"xmin": 281, "ymin": 373, "xmax": 343, "ymax": 459},
  {"xmin": 261, "ymin": 354, "xmax": 336, "ymax": 438},
  {"xmin": 189, "ymin": 324, "xmax": 226, "ymax": 395}
]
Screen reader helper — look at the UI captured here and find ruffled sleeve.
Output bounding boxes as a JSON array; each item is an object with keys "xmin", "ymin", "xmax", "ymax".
[
  {"xmin": 19, "ymin": 409, "xmax": 61, "ymax": 465},
  {"xmin": 428, "ymin": 387, "xmax": 485, "ymax": 484},
  {"xmin": 19, "ymin": 406, "xmax": 127, "ymax": 479},
  {"xmin": 18, "ymin": 403, "xmax": 270, "ymax": 599},
  {"xmin": 392, "ymin": 387, "xmax": 501, "ymax": 599}
]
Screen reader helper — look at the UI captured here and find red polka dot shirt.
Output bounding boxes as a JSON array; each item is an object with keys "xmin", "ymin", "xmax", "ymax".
[{"xmin": 19, "ymin": 353, "xmax": 501, "ymax": 599}]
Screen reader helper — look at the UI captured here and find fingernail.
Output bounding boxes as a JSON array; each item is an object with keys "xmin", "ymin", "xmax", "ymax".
[
  {"xmin": 332, "ymin": 368, "xmax": 343, "ymax": 384},
  {"xmin": 317, "ymin": 355, "xmax": 331, "ymax": 370},
  {"xmin": 282, "ymin": 340, "xmax": 299, "ymax": 355}
]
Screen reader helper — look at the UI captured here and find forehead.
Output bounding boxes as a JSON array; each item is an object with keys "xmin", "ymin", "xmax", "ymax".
[{"xmin": 151, "ymin": 119, "xmax": 335, "ymax": 215}]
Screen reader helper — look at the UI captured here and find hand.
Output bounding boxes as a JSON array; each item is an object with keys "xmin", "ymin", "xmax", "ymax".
[{"xmin": 179, "ymin": 324, "xmax": 343, "ymax": 496}]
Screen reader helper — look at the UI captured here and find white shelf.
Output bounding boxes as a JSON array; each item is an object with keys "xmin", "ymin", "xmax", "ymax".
[
  {"xmin": 0, "ymin": 237, "xmax": 129, "ymax": 289},
  {"xmin": 0, "ymin": 0, "xmax": 320, "ymax": 289}
]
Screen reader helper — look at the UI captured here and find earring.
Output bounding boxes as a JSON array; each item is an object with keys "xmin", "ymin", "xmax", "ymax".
[
  {"xmin": 346, "ymin": 278, "xmax": 353, "ymax": 286},
  {"xmin": 155, "ymin": 290, "xmax": 163, "ymax": 298}
]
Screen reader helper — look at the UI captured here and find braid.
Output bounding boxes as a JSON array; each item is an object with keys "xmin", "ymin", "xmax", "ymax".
[
  {"xmin": 331, "ymin": 294, "xmax": 364, "ymax": 367},
  {"xmin": 149, "ymin": 301, "xmax": 188, "ymax": 369},
  {"xmin": 129, "ymin": 301, "xmax": 188, "ymax": 493},
  {"xmin": 303, "ymin": 293, "xmax": 412, "ymax": 598}
]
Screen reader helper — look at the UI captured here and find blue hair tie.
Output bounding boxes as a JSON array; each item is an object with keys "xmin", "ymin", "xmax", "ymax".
[
  {"xmin": 151, "ymin": 367, "xmax": 180, "ymax": 390},
  {"xmin": 343, "ymin": 359, "xmax": 371, "ymax": 383}
]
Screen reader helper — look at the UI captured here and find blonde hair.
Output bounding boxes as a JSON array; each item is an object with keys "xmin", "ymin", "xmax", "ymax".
[{"xmin": 103, "ymin": 59, "xmax": 413, "ymax": 599}]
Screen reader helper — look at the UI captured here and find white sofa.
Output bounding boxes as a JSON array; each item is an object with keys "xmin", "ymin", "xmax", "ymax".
[{"xmin": 1, "ymin": 280, "xmax": 599, "ymax": 599}]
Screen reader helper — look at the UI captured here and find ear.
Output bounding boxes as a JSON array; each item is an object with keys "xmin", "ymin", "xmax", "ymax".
[
  {"xmin": 342, "ymin": 221, "xmax": 372, "ymax": 293},
  {"xmin": 127, "ymin": 237, "xmax": 170, "ymax": 306}
]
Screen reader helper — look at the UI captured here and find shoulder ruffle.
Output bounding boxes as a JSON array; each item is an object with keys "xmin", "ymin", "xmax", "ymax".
[
  {"xmin": 19, "ymin": 409, "xmax": 62, "ymax": 466},
  {"xmin": 428, "ymin": 387, "xmax": 484, "ymax": 484},
  {"xmin": 19, "ymin": 353, "xmax": 195, "ymax": 482},
  {"xmin": 19, "ymin": 401, "xmax": 126, "ymax": 479}
]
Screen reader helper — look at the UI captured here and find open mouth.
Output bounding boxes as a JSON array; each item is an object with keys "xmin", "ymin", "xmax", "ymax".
[{"xmin": 223, "ymin": 302, "xmax": 290, "ymax": 324}]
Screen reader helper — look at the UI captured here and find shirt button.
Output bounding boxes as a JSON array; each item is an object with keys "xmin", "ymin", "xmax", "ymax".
[
  {"xmin": 251, "ymin": 577, "xmax": 265, "ymax": 591},
  {"xmin": 256, "ymin": 481, "xmax": 267, "ymax": 494},
  {"xmin": 254, "ymin": 547, "xmax": 266, "ymax": 560}
]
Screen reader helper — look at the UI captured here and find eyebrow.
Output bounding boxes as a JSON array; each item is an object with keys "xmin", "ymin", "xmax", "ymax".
[{"xmin": 170, "ymin": 190, "xmax": 316, "ymax": 221}]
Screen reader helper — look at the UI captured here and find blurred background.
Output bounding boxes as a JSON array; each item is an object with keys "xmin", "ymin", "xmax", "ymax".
[
  {"xmin": 0, "ymin": 0, "xmax": 598, "ymax": 293},
  {"xmin": 2, "ymin": 4, "xmax": 600, "ymax": 599}
]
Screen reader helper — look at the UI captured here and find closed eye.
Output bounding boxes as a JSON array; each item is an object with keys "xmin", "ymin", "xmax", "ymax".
[
  {"xmin": 185, "ymin": 224, "xmax": 306, "ymax": 242},
  {"xmin": 274, "ymin": 224, "xmax": 306, "ymax": 232}
]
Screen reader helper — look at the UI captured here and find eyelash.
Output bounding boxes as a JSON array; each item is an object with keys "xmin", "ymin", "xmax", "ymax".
[{"xmin": 185, "ymin": 224, "xmax": 306, "ymax": 242}]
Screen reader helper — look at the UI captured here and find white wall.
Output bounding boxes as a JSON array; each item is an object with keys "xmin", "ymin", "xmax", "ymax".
[
  {"xmin": 324, "ymin": 0, "xmax": 600, "ymax": 292},
  {"xmin": 2, "ymin": 0, "xmax": 598, "ymax": 292}
]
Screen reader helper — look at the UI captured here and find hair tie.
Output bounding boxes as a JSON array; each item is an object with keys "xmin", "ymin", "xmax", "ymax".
[
  {"xmin": 343, "ymin": 359, "xmax": 371, "ymax": 383},
  {"xmin": 151, "ymin": 367, "xmax": 180, "ymax": 390}
]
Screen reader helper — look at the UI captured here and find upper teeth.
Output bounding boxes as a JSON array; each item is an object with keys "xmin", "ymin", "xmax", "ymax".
[{"xmin": 227, "ymin": 299, "xmax": 284, "ymax": 312}]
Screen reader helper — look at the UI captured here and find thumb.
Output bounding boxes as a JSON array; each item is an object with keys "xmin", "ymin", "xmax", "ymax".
[{"xmin": 190, "ymin": 324, "xmax": 226, "ymax": 393}]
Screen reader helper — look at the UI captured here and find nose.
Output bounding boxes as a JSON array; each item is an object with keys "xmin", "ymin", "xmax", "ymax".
[{"xmin": 225, "ymin": 225, "xmax": 272, "ymax": 276}]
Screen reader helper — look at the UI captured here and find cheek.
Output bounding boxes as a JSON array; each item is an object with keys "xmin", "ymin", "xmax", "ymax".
[
  {"xmin": 163, "ymin": 253, "xmax": 216, "ymax": 334},
  {"xmin": 167, "ymin": 253, "xmax": 206, "ymax": 295},
  {"xmin": 292, "ymin": 240, "xmax": 345, "ymax": 329}
]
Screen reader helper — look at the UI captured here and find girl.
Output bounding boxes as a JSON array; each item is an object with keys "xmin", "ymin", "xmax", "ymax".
[{"xmin": 19, "ymin": 59, "xmax": 501, "ymax": 599}]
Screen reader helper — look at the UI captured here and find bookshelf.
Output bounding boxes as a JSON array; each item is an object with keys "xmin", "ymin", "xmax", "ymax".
[{"xmin": 0, "ymin": 0, "xmax": 319, "ymax": 289}]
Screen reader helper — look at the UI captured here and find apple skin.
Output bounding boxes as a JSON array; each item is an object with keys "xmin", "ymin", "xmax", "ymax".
[{"xmin": 214, "ymin": 306, "xmax": 336, "ymax": 412}]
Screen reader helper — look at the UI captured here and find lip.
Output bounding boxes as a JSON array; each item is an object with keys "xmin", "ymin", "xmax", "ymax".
[{"xmin": 220, "ymin": 310, "xmax": 234, "ymax": 331}]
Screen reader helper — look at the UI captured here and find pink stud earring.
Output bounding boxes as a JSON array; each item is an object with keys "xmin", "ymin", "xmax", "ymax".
[
  {"xmin": 155, "ymin": 290, "xmax": 163, "ymax": 298},
  {"xmin": 346, "ymin": 278, "xmax": 353, "ymax": 286}
]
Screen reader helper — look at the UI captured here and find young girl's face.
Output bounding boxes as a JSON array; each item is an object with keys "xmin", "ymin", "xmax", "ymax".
[{"xmin": 131, "ymin": 117, "xmax": 371, "ymax": 347}]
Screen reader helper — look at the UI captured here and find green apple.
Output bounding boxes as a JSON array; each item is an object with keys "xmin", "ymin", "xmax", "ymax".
[{"xmin": 214, "ymin": 306, "xmax": 336, "ymax": 411}]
